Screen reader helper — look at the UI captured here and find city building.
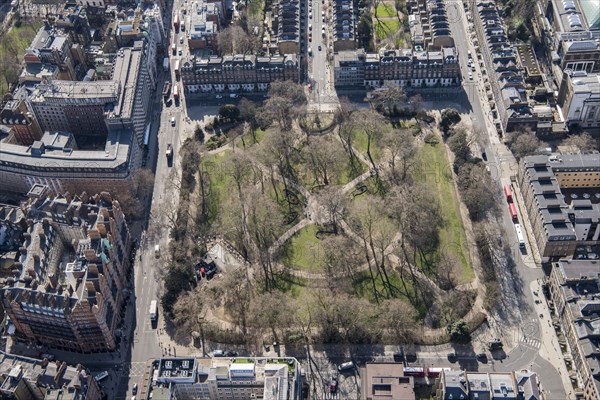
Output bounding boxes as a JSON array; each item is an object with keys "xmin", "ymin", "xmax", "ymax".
[
  {"xmin": 0, "ymin": 350, "xmax": 101, "ymax": 399},
  {"xmin": 558, "ymin": 40, "xmax": 600, "ymax": 75},
  {"xmin": 518, "ymin": 154, "xmax": 600, "ymax": 259},
  {"xmin": 334, "ymin": 47, "xmax": 460, "ymax": 89},
  {"xmin": 545, "ymin": 0, "xmax": 600, "ymax": 53},
  {"xmin": 53, "ymin": 3, "xmax": 95, "ymax": 48},
  {"xmin": 275, "ymin": 0, "xmax": 300, "ymax": 55},
  {"xmin": 0, "ymin": 129, "xmax": 140, "ymax": 197},
  {"xmin": 188, "ymin": 0, "xmax": 220, "ymax": 50},
  {"xmin": 24, "ymin": 24, "xmax": 78, "ymax": 81},
  {"xmin": 548, "ymin": 259, "xmax": 600, "ymax": 399},
  {"xmin": 147, "ymin": 357, "xmax": 302, "ymax": 400},
  {"xmin": 475, "ymin": 1, "xmax": 534, "ymax": 134},
  {"xmin": 360, "ymin": 363, "xmax": 415, "ymax": 400},
  {"xmin": 332, "ymin": 0, "xmax": 357, "ymax": 52},
  {"xmin": 29, "ymin": 80, "xmax": 119, "ymax": 137},
  {"xmin": 407, "ymin": 0, "xmax": 454, "ymax": 50},
  {"xmin": 180, "ymin": 54, "xmax": 299, "ymax": 94},
  {"xmin": 435, "ymin": 369, "xmax": 541, "ymax": 400},
  {"xmin": 0, "ymin": 99, "xmax": 43, "ymax": 146},
  {"xmin": 558, "ymin": 71, "xmax": 600, "ymax": 129},
  {"xmin": 105, "ymin": 41, "xmax": 152, "ymax": 152},
  {"xmin": 0, "ymin": 188, "xmax": 131, "ymax": 353}
]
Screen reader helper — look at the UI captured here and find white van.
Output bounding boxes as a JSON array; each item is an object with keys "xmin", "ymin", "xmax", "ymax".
[
  {"xmin": 154, "ymin": 245, "xmax": 160, "ymax": 258},
  {"xmin": 95, "ymin": 371, "xmax": 109, "ymax": 382}
]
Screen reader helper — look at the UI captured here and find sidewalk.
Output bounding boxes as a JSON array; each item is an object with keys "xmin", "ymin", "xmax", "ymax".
[{"xmin": 531, "ymin": 279, "xmax": 575, "ymax": 399}]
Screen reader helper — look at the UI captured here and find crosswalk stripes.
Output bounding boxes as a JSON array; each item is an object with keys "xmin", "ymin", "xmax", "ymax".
[{"xmin": 521, "ymin": 336, "xmax": 542, "ymax": 350}]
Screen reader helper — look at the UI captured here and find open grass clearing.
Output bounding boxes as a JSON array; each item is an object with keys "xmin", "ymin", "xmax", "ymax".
[
  {"xmin": 281, "ymin": 224, "xmax": 325, "ymax": 272},
  {"xmin": 375, "ymin": 18, "xmax": 400, "ymax": 41},
  {"xmin": 234, "ymin": 127, "xmax": 265, "ymax": 149},
  {"xmin": 413, "ymin": 142, "xmax": 474, "ymax": 283},
  {"xmin": 351, "ymin": 130, "xmax": 382, "ymax": 162},
  {"xmin": 375, "ymin": 2, "xmax": 396, "ymax": 17}
]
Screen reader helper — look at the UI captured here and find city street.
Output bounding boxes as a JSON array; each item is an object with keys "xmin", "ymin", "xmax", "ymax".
[{"xmin": 308, "ymin": 0, "xmax": 338, "ymax": 112}]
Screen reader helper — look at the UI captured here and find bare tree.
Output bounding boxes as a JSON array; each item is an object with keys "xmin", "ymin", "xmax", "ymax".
[
  {"xmin": 370, "ymin": 83, "xmax": 406, "ymax": 116},
  {"xmin": 379, "ymin": 298, "xmax": 418, "ymax": 342},
  {"xmin": 132, "ymin": 168, "xmax": 155, "ymax": 199},
  {"xmin": 347, "ymin": 196, "xmax": 397, "ymax": 302},
  {"xmin": 216, "ymin": 26, "xmax": 257, "ymax": 55},
  {"xmin": 257, "ymin": 81, "xmax": 307, "ymax": 130},
  {"xmin": 336, "ymin": 99, "xmax": 362, "ymax": 177},
  {"xmin": 435, "ymin": 253, "xmax": 460, "ymax": 290},
  {"xmin": 562, "ymin": 132, "xmax": 598, "ymax": 154},
  {"xmin": 322, "ymin": 235, "xmax": 360, "ymax": 292},
  {"xmin": 302, "ymin": 137, "xmax": 345, "ymax": 186},
  {"xmin": 219, "ymin": 268, "xmax": 253, "ymax": 337},
  {"xmin": 508, "ymin": 129, "xmax": 544, "ymax": 160},
  {"xmin": 352, "ymin": 109, "xmax": 388, "ymax": 191},
  {"xmin": 172, "ymin": 286, "xmax": 213, "ymax": 353},
  {"xmin": 248, "ymin": 290, "xmax": 295, "ymax": 343},
  {"xmin": 381, "ymin": 128, "xmax": 417, "ymax": 181},
  {"xmin": 239, "ymin": 98, "xmax": 259, "ymax": 143},
  {"xmin": 456, "ymin": 163, "xmax": 497, "ymax": 220},
  {"xmin": 317, "ymin": 187, "xmax": 347, "ymax": 234},
  {"xmin": 245, "ymin": 187, "xmax": 285, "ymax": 291}
]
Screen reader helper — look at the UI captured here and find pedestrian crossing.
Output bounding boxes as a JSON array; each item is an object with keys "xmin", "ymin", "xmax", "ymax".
[{"xmin": 519, "ymin": 335, "xmax": 542, "ymax": 350}]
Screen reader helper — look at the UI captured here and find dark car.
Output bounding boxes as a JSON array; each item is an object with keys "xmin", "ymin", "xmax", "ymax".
[
  {"xmin": 476, "ymin": 353, "xmax": 487, "ymax": 362},
  {"xmin": 393, "ymin": 351, "xmax": 404, "ymax": 361},
  {"xmin": 329, "ymin": 378, "xmax": 338, "ymax": 393},
  {"xmin": 447, "ymin": 352, "xmax": 457, "ymax": 362},
  {"xmin": 318, "ymin": 45, "xmax": 322, "ymax": 51},
  {"xmin": 487, "ymin": 339, "xmax": 503, "ymax": 351},
  {"xmin": 226, "ymin": 351, "xmax": 238, "ymax": 357}
]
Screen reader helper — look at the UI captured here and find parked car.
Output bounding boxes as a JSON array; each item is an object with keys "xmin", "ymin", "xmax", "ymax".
[
  {"xmin": 226, "ymin": 351, "xmax": 238, "ymax": 357},
  {"xmin": 447, "ymin": 352, "xmax": 457, "ymax": 362},
  {"xmin": 171, "ymin": 116, "xmax": 176, "ymax": 126},
  {"xmin": 338, "ymin": 361, "xmax": 355, "ymax": 372},
  {"xmin": 216, "ymin": 94, "xmax": 223, "ymax": 99},
  {"xmin": 476, "ymin": 353, "xmax": 487, "ymax": 362},
  {"xmin": 213, "ymin": 350, "xmax": 225, "ymax": 357},
  {"xmin": 329, "ymin": 379, "xmax": 338, "ymax": 393},
  {"xmin": 40, "ymin": 353, "xmax": 55, "ymax": 361},
  {"xmin": 132, "ymin": 384, "xmax": 138, "ymax": 395},
  {"xmin": 318, "ymin": 45, "xmax": 322, "ymax": 51},
  {"xmin": 393, "ymin": 351, "xmax": 404, "ymax": 361}
]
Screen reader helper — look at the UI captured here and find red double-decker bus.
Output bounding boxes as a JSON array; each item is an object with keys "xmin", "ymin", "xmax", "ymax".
[
  {"xmin": 403, "ymin": 367, "xmax": 425, "ymax": 378},
  {"xmin": 173, "ymin": 84, "xmax": 179, "ymax": 101},
  {"xmin": 427, "ymin": 367, "xmax": 451, "ymax": 378},
  {"xmin": 503, "ymin": 184, "xmax": 513, "ymax": 202},
  {"xmin": 508, "ymin": 203, "xmax": 518, "ymax": 222},
  {"xmin": 173, "ymin": 13, "xmax": 180, "ymax": 31}
]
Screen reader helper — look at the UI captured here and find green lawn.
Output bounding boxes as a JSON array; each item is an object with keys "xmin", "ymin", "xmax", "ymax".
[
  {"xmin": 352, "ymin": 130, "xmax": 382, "ymax": 162},
  {"xmin": 375, "ymin": 3, "xmax": 396, "ymax": 18},
  {"xmin": 293, "ymin": 138, "xmax": 366, "ymax": 189},
  {"xmin": 200, "ymin": 151, "xmax": 236, "ymax": 222},
  {"xmin": 267, "ymin": 181, "xmax": 306, "ymax": 231},
  {"xmin": 375, "ymin": 19, "xmax": 400, "ymax": 40},
  {"xmin": 281, "ymin": 225, "xmax": 325, "ymax": 272},
  {"xmin": 414, "ymin": 142, "xmax": 474, "ymax": 283},
  {"xmin": 352, "ymin": 270, "xmax": 427, "ymax": 317},
  {"xmin": 234, "ymin": 128, "xmax": 265, "ymax": 149},
  {"xmin": 272, "ymin": 271, "xmax": 308, "ymax": 298},
  {"xmin": 0, "ymin": 22, "xmax": 43, "ymax": 94}
]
